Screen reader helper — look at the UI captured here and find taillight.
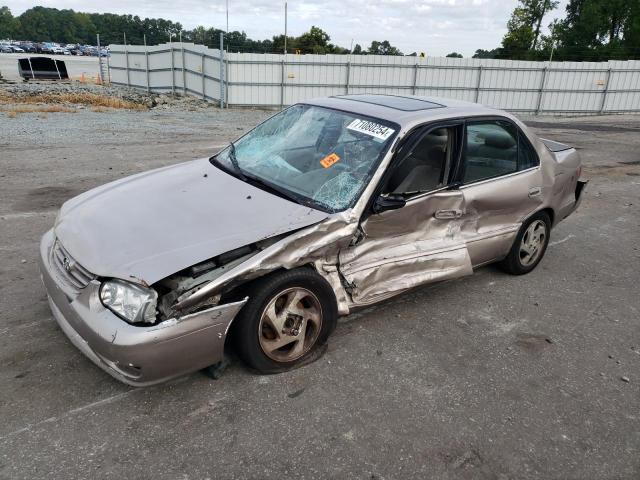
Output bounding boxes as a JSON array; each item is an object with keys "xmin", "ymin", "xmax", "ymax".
[{"xmin": 576, "ymin": 165, "xmax": 582, "ymax": 178}]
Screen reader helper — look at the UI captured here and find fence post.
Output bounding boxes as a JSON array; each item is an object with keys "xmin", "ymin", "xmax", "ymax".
[
  {"xmin": 96, "ymin": 34, "xmax": 103, "ymax": 84},
  {"xmin": 180, "ymin": 32, "xmax": 186, "ymax": 96},
  {"xmin": 144, "ymin": 34, "xmax": 150, "ymax": 93},
  {"xmin": 106, "ymin": 51, "xmax": 111, "ymax": 84},
  {"xmin": 412, "ymin": 63, "xmax": 419, "ymax": 95},
  {"xmin": 599, "ymin": 68, "xmax": 612, "ymax": 114},
  {"xmin": 124, "ymin": 32, "xmax": 130, "ymax": 87},
  {"xmin": 474, "ymin": 66, "xmax": 483, "ymax": 103},
  {"xmin": 225, "ymin": 53, "xmax": 229, "ymax": 109},
  {"xmin": 345, "ymin": 61, "xmax": 351, "ymax": 95},
  {"xmin": 280, "ymin": 59, "xmax": 286, "ymax": 109},
  {"xmin": 219, "ymin": 32, "xmax": 225, "ymax": 108},
  {"xmin": 170, "ymin": 41, "xmax": 175, "ymax": 95},
  {"xmin": 535, "ymin": 66, "xmax": 548, "ymax": 115},
  {"xmin": 201, "ymin": 53, "xmax": 206, "ymax": 100}
]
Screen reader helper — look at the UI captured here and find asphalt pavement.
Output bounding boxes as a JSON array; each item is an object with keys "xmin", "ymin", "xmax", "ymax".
[{"xmin": 0, "ymin": 107, "xmax": 638, "ymax": 479}]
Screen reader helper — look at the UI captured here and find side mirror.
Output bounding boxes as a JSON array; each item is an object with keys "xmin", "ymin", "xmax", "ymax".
[{"xmin": 373, "ymin": 194, "xmax": 406, "ymax": 214}]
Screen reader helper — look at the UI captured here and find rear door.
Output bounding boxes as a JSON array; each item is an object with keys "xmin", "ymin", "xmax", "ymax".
[
  {"xmin": 454, "ymin": 118, "xmax": 543, "ymax": 266},
  {"xmin": 338, "ymin": 123, "xmax": 474, "ymax": 306}
]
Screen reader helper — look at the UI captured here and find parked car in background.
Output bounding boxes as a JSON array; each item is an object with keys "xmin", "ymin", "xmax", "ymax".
[
  {"xmin": 38, "ymin": 43, "xmax": 55, "ymax": 54},
  {"xmin": 67, "ymin": 44, "xmax": 84, "ymax": 55},
  {"xmin": 39, "ymin": 94, "xmax": 586, "ymax": 386},
  {"xmin": 19, "ymin": 42, "xmax": 37, "ymax": 53},
  {"xmin": 0, "ymin": 42, "xmax": 25, "ymax": 53}
]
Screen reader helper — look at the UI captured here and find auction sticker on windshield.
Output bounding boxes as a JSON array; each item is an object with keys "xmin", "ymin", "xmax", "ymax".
[
  {"xmin": 347, "ymin": 119, "xmax": 395, "ymax": 141},
  {"xmin": 320, "ymin": 152, "xmax": 340, "ymax": 168}
]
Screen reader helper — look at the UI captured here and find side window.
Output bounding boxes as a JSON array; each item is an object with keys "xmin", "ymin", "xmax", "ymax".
[
  {"xmin": 384, "ymin": 127, "xmax": 452, "ymax": 196},
  {"xmin": 518, "ymin": 134, "xmax": 539, "ymax": 170},
  {"xmin": 462, "ymin": 121, "xmax": 518, "ymax": 183}
]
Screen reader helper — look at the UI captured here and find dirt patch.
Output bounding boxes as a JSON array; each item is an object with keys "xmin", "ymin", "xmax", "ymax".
[
  {"xmin": 515, "ymin": 333, "xmax": 554, "ymax": 353},
  {"xmin": 12, "ymin": 186, "xmax": 81, "ymax": 212},
  {"xmin": 584, "ymin": 162, "xmax": 640, "ymax": 178}
]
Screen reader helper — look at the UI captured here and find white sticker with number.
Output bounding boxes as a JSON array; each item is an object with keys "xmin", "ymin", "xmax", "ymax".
[{"xmin": 346, "ymin": 119, "xmax": 395, "ymax": 141}]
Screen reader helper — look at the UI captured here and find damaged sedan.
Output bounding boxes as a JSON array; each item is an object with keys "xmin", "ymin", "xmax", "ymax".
[{"xmin": 39, "ymin": 94, "xmax": 586, "ymax": 386}]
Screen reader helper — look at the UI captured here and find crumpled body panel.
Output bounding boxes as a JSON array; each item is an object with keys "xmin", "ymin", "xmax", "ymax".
[{"xmin": 340, "ymin": 241, "xmax": 472, "ymax": 304}]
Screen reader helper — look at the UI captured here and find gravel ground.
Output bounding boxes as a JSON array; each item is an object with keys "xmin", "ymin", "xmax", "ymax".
[
  {"xmin": 0, "ymin": 80, "xmax": 225, "ymax": 111},
  {"xmin": 0, "ymin": 98, "xmax": 639, "ymax": 479}
]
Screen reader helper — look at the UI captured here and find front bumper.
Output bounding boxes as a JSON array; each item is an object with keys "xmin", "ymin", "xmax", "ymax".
[{"xmin": 39, "ymin": 229, "xmax": 247, "ymax": 386}]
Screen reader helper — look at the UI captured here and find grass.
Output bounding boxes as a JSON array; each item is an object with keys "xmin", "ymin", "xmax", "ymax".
[
  {"xmin": 1, "ymin": 104, "xmax": 77, "ymax": 116},
  {"xmin": 0, "ymin": 90, "xmax": 146, "ymax": 111}
]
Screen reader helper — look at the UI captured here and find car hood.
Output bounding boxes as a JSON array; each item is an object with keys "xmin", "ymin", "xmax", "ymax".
[{"xmin": 54, "ymin": 158, "xmax": 328, "ymax": 285}]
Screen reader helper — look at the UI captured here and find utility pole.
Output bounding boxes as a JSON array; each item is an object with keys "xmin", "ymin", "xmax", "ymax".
[
  {"xmin": 284, "ymin": 2, "xmax": 288, "ymax": 55},
  {"xmin": 226, "ymin": 0, "xmax": 229, "ymax": 33}
]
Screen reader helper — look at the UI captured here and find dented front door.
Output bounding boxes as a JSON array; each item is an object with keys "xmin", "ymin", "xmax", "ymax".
[{"xmin": 339, "ymin": 190, "xmax": 474, "ymax": 306}]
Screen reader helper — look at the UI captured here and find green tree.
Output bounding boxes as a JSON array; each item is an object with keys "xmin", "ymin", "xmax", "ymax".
[
  {"xmin": 501, "ymin": 0, "xmax": 558, "ymax": 58},
  {"xmin": 555, "ymin": 0, "xmax": 636, "ymax": 60},
  {"xmin": 472, "ymin": 48, "xmax": 502, "ymax": 58},
  {"xmin": 501, "ymin": 6, "xmax": 535, "ymax": 58},
  {"xmin": 446, "ymin": 52, "xmax": 463, "ymax": 58},
  {"xmin": 368, "ymin": 40, "xmax": 402, "ymax": 55},
  {"xmin": 530, "ymin": 0, "xmax": 559, "ymax": 49},
  {"xmin": 297, "ymin": 26, "xmax": 330, "ymax": 53},
  {"xmin": 0, "ymin": 5, "xmax": 19, "ymax": 38}
]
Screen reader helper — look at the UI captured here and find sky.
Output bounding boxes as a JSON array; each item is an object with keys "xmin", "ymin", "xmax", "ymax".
[{"xmin": 11, "ymin": 0, "xmax": 569, "ymax": 57}]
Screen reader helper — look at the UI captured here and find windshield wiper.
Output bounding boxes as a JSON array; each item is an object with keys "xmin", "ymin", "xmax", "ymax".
[
  {"xmin": 242, "ymin": 172, "xmax": 314, "ymax": 207},
  {"xmin": 227, "ymin": 142, "xmax": 247, "ymax": 181}
]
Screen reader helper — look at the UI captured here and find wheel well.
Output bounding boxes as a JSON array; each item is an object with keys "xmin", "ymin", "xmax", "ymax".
[
  {"xmin": 221, "ymin": 264, "xmax": 331, "ymax": 350},
  {"xmin": 540, "ymin": 207, "xmax": 555, "ymax": 227}
]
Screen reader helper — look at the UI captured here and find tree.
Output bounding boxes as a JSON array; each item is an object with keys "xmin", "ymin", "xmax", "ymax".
[
  {"xmin": 0, "ymin": 6, "xmax": 19, "ymax": 39},
  {"xmin": 530, "ymin": 0, "xmax": 559, "ymax": 49},
  {"xmin": 501, "ymin": 6, "xmax": 535, "ymax": 58},
  {"xmin": 368, "ymin": 40, "xmax": 402, "ymax": 55},
  {"xmin": 352, "ymin": 43, "xmax": 363, "ymax": 54},
  {"xmin": 297, "ymin": 26, "xmax": 330, "ymax": 54},
  {"xmin": 555, "ymin": 0, "xmax": 637, "ymax": 60},
  {"xmin": 472, "ymin": 48, "xmax": 502, "ymax": 58},
  {"xmin": 446, "ymin": 52, "xmax": 463, "ymax": 58},
  {"xmin": 501, "ymin": 0, "xmax": 559, "ymax": 58}
]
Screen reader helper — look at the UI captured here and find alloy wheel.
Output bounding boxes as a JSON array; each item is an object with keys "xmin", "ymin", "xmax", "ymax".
[{"xmin": 258, "ymin": 287, "xmax": 323, "ymax": 362}]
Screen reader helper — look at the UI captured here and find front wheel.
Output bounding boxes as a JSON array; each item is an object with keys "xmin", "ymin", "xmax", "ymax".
[
  {"xmin": 499, "ymin": 211, "xmax": 551, "ymax": 275},
  {"xmin": 233, "ymin": 268, "xmax": 338, "ymax": 373}
]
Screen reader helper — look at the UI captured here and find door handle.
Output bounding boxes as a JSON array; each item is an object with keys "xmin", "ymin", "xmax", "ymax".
[
  {"xmin": 529, "ymin": 187, "xmax": 542, "ymax": 197},
  {"xmin": 434, "ymin": 209, "xmax": 463, "ymax": 219}
]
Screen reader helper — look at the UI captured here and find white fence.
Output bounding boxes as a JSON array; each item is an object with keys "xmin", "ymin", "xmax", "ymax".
[{"xmin": 108, "ymin": 42, "xmax": 640, "ymax": 115}]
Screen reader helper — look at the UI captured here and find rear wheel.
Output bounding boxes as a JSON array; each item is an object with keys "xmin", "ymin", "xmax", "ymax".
[
  {"xmin": 499, "ymin": 211, "xmax": 551, "ymax": 275},
  {"xmin": 233, "ymin": 269, "xmax": 337, "ymax": 373}
]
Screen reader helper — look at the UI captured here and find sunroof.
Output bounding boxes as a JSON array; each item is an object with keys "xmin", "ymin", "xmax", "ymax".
[{"xmin": 334, "ymin": 94, "xmax": 444, "ymax": 111}]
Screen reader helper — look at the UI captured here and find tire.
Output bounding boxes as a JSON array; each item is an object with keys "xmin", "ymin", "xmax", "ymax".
[
  {"xmin": 232, "ymin": 268, "xmax": 338, "ymax": 373},
  {"xmin": 499, "ymin": 211, "xmax": 551, "ymax": 275}
]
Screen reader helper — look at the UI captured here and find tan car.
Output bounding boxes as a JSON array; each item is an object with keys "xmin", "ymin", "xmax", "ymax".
[{"xmin": 39, "ymin": 94, "xmax": 586, "ymax": 385}]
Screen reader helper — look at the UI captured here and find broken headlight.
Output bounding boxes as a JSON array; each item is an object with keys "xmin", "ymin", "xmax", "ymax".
[{"xmin": 100, "ymin": 279, "xmax": 158, "ymax": 324}]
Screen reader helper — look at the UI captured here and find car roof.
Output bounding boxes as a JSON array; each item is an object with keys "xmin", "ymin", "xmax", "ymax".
[{"xmin": 304, "ymin": 94, "xmax": 504, "ymax": 130}]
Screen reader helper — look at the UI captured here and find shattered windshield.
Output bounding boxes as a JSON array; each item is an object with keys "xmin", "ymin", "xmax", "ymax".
[{"xmin": 213, "ymin": 104, "xmax": 398, "ymax": 212}]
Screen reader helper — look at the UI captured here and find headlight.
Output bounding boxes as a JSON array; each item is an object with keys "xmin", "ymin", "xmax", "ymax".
[{"xmin": 100, "ymin": 279, "xmax": 158, "ymax": 324}]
